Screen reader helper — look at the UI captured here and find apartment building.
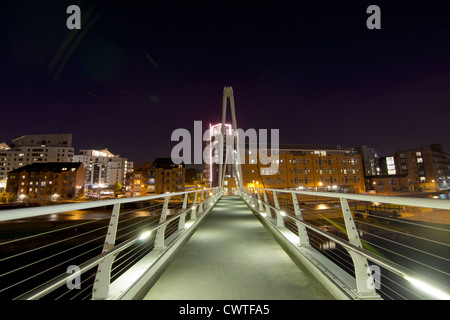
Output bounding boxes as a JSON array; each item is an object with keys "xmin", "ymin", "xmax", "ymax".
[
  {"xmin": 73, "ymin": 148, "xmax": 133, "ymax": 188},
  {"xmin": 241, "ymin": 144, "xmax": 365, "ymax": 193},
  {"xmin": 0, "ymin": 134, "xmax": 74, "ymax": 185},
  {"xmin": 127, "ymin": 158, "xmax": 185, "ymax": 196},
  {"xmin": 6, "ymin": 162, "xmax": 85, "ymax": 200},
  {"xmin": 394, "ymin": 144, "xmax": 450, "ymax": 191}
]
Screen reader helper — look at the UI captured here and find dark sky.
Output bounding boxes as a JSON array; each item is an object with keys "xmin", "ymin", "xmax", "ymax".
[{"xmin": 1, "ymin": 0, "xmax": 450, "ymax": 164}]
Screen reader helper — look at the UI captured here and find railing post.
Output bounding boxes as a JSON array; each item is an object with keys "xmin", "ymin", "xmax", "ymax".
[
  {"xmin": 251, "ymin": 189, "xmax": 259, "ymax": 207},
  {"xmin": 92, "ymin": 203, "xmax": 121, "ymax": 300},
  {"xmin": 199, "ymin": 189, "xmax": 205, "ymax": 214},
  {"xmin": 178, "ymin": 192, "xmax": 189, "ymax": 231},
  {"xmin": 292, "ymin": 193, "xmax": 310, "ymax": 246},
  {"xmin": 272, "ymin": 191, "xmax": 284, "ymax": 227},
  {"xmin": 340, "ymin": 198, "xmax": 378, "ymax": 298},
  {"xmin": 262, "ymin": 190, "xmax": 271, "ymax": 216},
  {"xmin": 257, "ymin": 191, "xmax": 264, "ymax": 211},
  {"xmin": 155, "ymin": 195, "xmax": 170, "ymax": 249},
  {"xmin": 190, "ymin": 191, "xmax": 198, "ymax": 221}
]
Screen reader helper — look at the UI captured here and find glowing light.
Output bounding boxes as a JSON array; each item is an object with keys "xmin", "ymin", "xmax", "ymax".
[
  {"xmin": 185, "ymin": 221, "xmax": 195, "ymax": 229},
  {"xmin": 280, "ymin": 211, "xmax": 286, "ymax": 216},
  {"xmin": 139, "ymin": 231, "xmax": 152, "ymax": 241},
  {"xmin": 403, "ymin": 275, "xmax": 450, "ymax": 300}
]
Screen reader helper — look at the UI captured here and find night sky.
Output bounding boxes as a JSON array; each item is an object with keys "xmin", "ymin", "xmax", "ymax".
[{"xmin": 1, "ymin": 1, "xmax": 450, "ymax": 165}]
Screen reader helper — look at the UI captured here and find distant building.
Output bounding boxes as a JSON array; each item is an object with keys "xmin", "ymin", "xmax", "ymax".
[
  {"xmin": 378, "ymin": 156, "xmax": 397, "ymax": 176},
  {"xmin": 6, "ymin": 162, "xmax": 85, "ymax": 200},
  {"xmin": 394, "ymin": 144, "xmax": 450, "ymax": 191},
  {"xmin": 365, "ymin": 174, "xmax": 409, "ymax": 193},
  {"xmin": 241, "ymin": 144, "xmax": 366, "ymax": 193},
  {"xmin": 355, "ymin": 145, "xmax": 379, "ymax": 177},
  {"xmin": 73, "ymin": 148, "xmax": 133, "ymax": 189},
  {"xmin": 127, "ymin": 158, "xmax": 185, "ymax": 196},
  {"xmin": 0, "ymin": 134, "xmax": 74, "ymax": 185}
]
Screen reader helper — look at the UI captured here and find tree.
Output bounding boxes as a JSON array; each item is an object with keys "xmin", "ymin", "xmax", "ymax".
[
  {"xmin": 113, "ymin": 182, "xmax": 123, "ymax": 197},
  {"xmin": 0, "ymin": 192, "xmax": 15, "ymax": 204}
]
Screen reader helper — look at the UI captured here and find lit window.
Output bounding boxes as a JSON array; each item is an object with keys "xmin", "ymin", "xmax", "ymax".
[
  {"xmin": 417, "ymin": 157, "xmax": 423, "ymax": 163},
  {"xmin": 416, "ymin": 151, "xmax": 422, "ymax": 157}
]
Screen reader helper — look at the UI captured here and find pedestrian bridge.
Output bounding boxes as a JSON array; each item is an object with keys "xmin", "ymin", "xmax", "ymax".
[
  {"xmin": 143, "ymin": 196, "xmax": 334, "ymax": 300},
  {"xmin": 0, "ymin": 87, "xmax": 449, "ymax": 300},
  {"xmin": 0, "ymin": 187, "xmax": 449, "ymax": 300}
]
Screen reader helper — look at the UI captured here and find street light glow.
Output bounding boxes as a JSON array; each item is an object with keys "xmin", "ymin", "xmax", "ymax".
[
  {"xmin": 403, "ymin": 275, "xmax": 450, "ymax": 300},
  {"xmin": 139, "ymin": 231, "xmax": 152, "ymax": 241}
]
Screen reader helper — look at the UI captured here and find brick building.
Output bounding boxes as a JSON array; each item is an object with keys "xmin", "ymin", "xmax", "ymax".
[
  {"xmin": 6, "ymin": 162, "xmax": 85, "ymax": 200},
  {"xmin": 127, "ymin": 158, "xmax": 185, "ymax": 196},
  {"xmin": 241, "ymin": 144, "xmax": 365, "ymax": 193},
  {"xmin": 394, "ymin": 144, "xmax": 450, "ymax": 191}
]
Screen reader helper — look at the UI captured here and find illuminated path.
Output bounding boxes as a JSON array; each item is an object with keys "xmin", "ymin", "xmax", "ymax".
[{"xmin": 144, "ymin": 196, "xmax": 334, "ymax": 300}]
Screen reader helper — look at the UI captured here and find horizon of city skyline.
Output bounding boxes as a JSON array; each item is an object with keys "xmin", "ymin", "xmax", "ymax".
[{"xmin": 1, "ymin": 1, "xmax": 449, "ymax": 165}]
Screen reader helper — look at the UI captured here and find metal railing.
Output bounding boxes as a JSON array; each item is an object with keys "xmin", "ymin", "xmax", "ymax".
[
  {"xmin": 240, "ymin": 187, "xmax": 450, "ymax": 300},
  {"xmin": 0, "ymin": 188, "xmax": 221, "ymax": 300}
]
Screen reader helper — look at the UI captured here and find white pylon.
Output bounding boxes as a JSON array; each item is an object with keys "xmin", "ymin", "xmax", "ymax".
[{"xmin": 218, "ymin": 86, "xmax": 244, "ymax": 190}]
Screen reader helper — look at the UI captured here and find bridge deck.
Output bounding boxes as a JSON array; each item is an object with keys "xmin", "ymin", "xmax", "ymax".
[{"xmin": 143, "ymin": 196, "xmax": 335, "ymax": 300}]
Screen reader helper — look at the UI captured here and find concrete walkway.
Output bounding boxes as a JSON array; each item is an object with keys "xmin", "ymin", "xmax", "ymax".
[{"xmin": 144, "ymin": 196, "xmax": 334, "ymax": 300}]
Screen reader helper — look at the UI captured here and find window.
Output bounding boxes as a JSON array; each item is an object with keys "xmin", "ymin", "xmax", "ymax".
[
  {"xmin": 416, "ymin": 151, "xmax": 422, "ymax": 157},
  {"xmin": 417, "ymin": 157, "xmax": 423, "ymax": 163}
]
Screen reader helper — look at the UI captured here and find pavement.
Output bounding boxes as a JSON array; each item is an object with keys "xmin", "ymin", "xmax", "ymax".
[{"xmin": 144, "ymin": 196, "xmax": 335, "ymax": 300}]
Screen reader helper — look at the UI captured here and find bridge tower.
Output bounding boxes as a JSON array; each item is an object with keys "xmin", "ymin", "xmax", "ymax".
[{"xmin": 218, "ymin": 86, "xmax": 244, "ymax": 193}]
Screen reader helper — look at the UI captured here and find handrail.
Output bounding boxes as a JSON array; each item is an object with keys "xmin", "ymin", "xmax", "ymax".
[
  {"xmin": 255, "ymin": 187, "xmax": 450, "ymax": 210},
  {"xmin": 0, "ymin": 188, "xmax": 221, "ymax": 300},
  {"xmin": 14, "ymin": 194, "xmax": 213, "ymax": 300},
  {"xmin": 0, "ymin": 189, "xmax": 205, "ymax": 222},
  {"xmin": 241, "ymin": 187, "xmax": 450, "ymax": 300}
]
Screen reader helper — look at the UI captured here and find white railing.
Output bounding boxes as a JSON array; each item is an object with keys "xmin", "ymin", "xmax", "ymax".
[
  {"xmin": 0, "ymin": 188, "xmax": 222, "ymax": 300},
  {"xmin": 240, "ymin": 187, "xmax": 450, "ymax": 300}
]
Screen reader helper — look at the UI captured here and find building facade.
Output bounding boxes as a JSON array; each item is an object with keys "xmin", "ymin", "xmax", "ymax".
[
  {"xmin": 394, "ymin": 144, "xmax": 450, "ymax": 191},
  {"xmin": 6, "ymin": 162, "xmax": 85, "ymax": 200},
  {"xmin": 73, "ymin": 148, "xmax": 133, "ymax": 189},
  {"xmin": 355, "ymin": 145, "xmax": 379, "ymax": 177},
  {"xmin": 127, "ymin": 158, "xmax": 185, "ymax": 196},
  {"xmin": 364, "ymin": 174, "xmax": 409, "ymax": 193},
  {"xmin": 241, "ymin": 144, "xmax": 366, "ymax": 193},
  {"xmin": 0, "ymin": 134, "xmax": 74, "ymax": 187}
]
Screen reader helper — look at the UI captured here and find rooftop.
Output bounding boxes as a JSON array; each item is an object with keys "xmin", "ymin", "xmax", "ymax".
[{"xmin": 8, "ymin": 162, "xmax": 83, "ymax": 174}]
